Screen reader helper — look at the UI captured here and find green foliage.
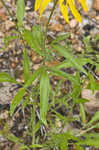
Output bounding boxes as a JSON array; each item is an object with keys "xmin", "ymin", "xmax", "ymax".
[
  {"xmin": 51, "ymin": 44, "xmax": 88, "ymax": 75},
  {"xmin": 23, "ymin": 27, "xmax": 44, "ymax": 56},
  {"xmin": 23, "ymin": 48, "xmax": 30, "ymax": 83},
  {"xmin": 0, "ymin": 72, "xmax": 17, "ymax": 83},
  {"xmin": 80, "ymin": 103, "xmax": 86, "ymax": 124},
  {"xmin": 1, "ymin": 26, "xmax": 99, "ymax": 149},
  {"xmin": 4, "ymin": 35, "xmax": 19, "ymax": 48},
  {"xmin": 0, "ymin": 0, "xmax": 99, "ymax": 149},
  {"xmin": 16, "ymin": 0, "xmax": 25, "ymax": 26},
  {"xmin": 87, "ymin": 111, "xmax": 99, "ymax": 127},
  {"xmin": 51, "ymin": 33, "xmax": 70, "ymax": 44},
  {"xmin": 40, "ymin": 67, "xmax": 50, "ymax": 125},
  {"xmin": 10, "ymin": 88, "xmax": 26, "ymax": 116}
]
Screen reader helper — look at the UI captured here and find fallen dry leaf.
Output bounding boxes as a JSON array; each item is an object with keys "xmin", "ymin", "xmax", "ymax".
[{"xmin": 49, "ymin": 23, "xmax": 64, "ymax": 32}]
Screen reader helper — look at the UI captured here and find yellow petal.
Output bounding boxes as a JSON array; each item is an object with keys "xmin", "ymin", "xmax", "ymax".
[
  {"xmin": 40, "ymin": 0, "xmax": 52, "ymax": 17},
  {"xmin": 34, "ymin": 0, "xmax": 43, "ymax": 11},
  {"xmin": 59, "ymin": 0, "xmax": 69, "ymax": 23},
  {"xmin": 67, "ymin": 0, "xmax": 82, "ymax": 22},
  {"xmin": 78, "ymin": 0, "xmax": 88, "ymax": 12}
]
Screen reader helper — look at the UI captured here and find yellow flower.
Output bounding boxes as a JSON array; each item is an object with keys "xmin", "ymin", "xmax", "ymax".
[{"xmin": 34, "ymin": 0, "xmax": 88, "ymax": 23}]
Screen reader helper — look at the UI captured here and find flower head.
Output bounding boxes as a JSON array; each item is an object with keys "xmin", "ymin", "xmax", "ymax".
[{"xmin": 34, "ymin": 0, "xmax": 88, "ymax": 23}]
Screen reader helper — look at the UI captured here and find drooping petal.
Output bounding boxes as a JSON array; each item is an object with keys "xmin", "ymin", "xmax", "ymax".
[
  {"xmin": 78, "ymin": 0, "xmax": 88, "ymax": 12},
  {"xmin": 40, "ymin": 0, "xmax": 52, "ymax": 17},
  {"xmin": 59, "ymin": 0, "xmax": 69, "ymax": 23},
  {"xmin": 34, "ymin": 0, "xmax": 43, "ymax": 11},
  {"xmin": 67, "ymin": 0, "xmax": 82, "ymax": 22}
]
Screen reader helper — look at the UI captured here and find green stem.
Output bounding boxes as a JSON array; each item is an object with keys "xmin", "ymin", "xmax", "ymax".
[
  {"xmin": 44, "ymin": 0, "xmax": 58, "ymax": 44},
  {"xmin": 31, "ymin": 103, "xmax": 36, "ymax": 148}
]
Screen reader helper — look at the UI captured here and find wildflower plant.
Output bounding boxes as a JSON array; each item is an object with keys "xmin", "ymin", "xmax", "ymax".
[{"xmin": 0, "ymin": 0, "xmax": 99, "ymax": 150}]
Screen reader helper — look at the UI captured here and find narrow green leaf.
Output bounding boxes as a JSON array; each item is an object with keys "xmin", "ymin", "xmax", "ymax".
[
  {"xmin": 10, "ymin": 67, "xmax": 42, "ymax": 116},
  {"xmin": 79, "ymin": 139, "xmax": 99, "ymax": 148},
  {"xmin": 89, "ymin": 74, "xmax": 96, "ymax": 93},
  {"xmin": 0, "ymin": 72, "xmax": 17, "ymax": 83},
  {"xmin": 72, "ymin": 72, "xmax": 81, "ymax": 99},
  {"xmin": 33, "ymin": 121, "xmax": 42, "ymax": 134},
  {"xmin": 22, "ymin": 94, "xmax": 30, "ymax": 109},
  {"xmin": 4, "ymin": 36, "xmax": 19, "ymax": 47},
  {"xmin": 23, "ymin": 29, "xmax": 43, "ymax": 55},
  {"xmin": 52, "ymin": 44, "xmax": 87, "ymax": 75},
  {"xmin": 24, "ymin": 67, "xmax": 43, "ymax": 88},
  {"xmin": 75, "ymin": 145, "xmax": 84, "ymax": 150},
  {"xmin": 17, "ymin": 0, "xmax": 25, "ymax": 26},
  {"xmin": 30, "ymin": 144, "xmax": 42, "ymax": 148},
  {"xmin": 40, "ymin": 68, "xmax": 50, "ymax": 125},
  {"xmin": 55, "ymin": 57, "xmax": 94, "ymax": 70},
  {"xmin": 51, "ymin": 33, "xmax": 70, "ymax": 44},
  {"xmin": 83, "ymin": 35, "xmax": 93, "ymax": 52},
  {"xmin": 75, "ymin": 98, "xmax": 89, "ymax": 104},
  {"xmin": 87, "ymin": 111, "xmax": 99, "ymax": 126},
  {"xmin": 49, "ymin": 67, "xmax": 79, "ymax": 85},
  {"xmin": 80, "ymin": 103, "xmax": 86, "ymax": 124},
  {"xmin": 32, "ymin": 25, "xmax": 44, "ymax": 48},
  {"xmin": 55, "ymin": 60, "xmax": 72, "ymax": 69},
  {"xmin": 72, "ymin": 85, "xmax": 81, "ymax": 99},
  {"xmin": 84, "ymin": 133, "xmax": 99, "ymax": 140},
  {"xmin": 60, "ymin": 141, "xmax": 68, "ymax": 150},
  {"xmin": 19, "ymin": 145, "xmax": 30, "ymax": 150},
  {"xmin": 75, "ymin": 57, "xmax": 94, "ymax": 66},
  {"xmin": 23, "ymin": 49, "xmax": 30, "ymax": 83},
  {"xmin": 10, "ymin": 88, "xmax": 26, "ymax": 116},
  {"xmin": 7, "ymin": 134, "xmax": 23, "ymax": 143}
]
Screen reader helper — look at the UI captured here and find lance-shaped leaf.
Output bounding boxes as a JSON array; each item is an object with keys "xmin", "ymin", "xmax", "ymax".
[
  {"xmin": 87, "ymin": 111, "xmax": 99, "ymax": 126},
  {"xmin": 10, "ymin": 67, "xmax": 42, "ymax": 116},
  {"xmin": 24, "ymin": 67, "xmax": 43, "ymax": 88},
  {"xmin": 52, "ymin": 44, "xmax": 88, "ymax": 75},
  {"xmin": 10, "ymin": 88, "xmax": 26, "ymax": 116},
  {"xmin": 23, "ymin": 29, "xmax": 43, "ymax": 55},
  {"xmin": 51, "ymin": 32, "xmax": 70, "ymax": 44},
  {"xmin": 40, "ymin": 68, "xmax": 50, "ymax": 125},
  {"xmin": 23, "ymin": 49, "xmax": 30, "ymax": 83},
  {"xmin": 16, "ymin": 0, "xmax": 25, "ymax": 26},
  {"xmin": 49, "ymin": 67, "xmax": 79, "ymax": 85},
  {"xmin": 0, "ymin": 72, "xmax": 17, "ymax": 83}
]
